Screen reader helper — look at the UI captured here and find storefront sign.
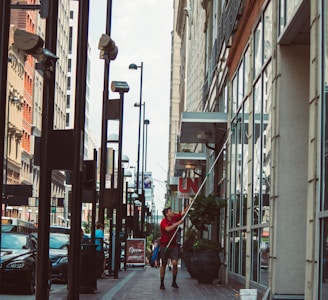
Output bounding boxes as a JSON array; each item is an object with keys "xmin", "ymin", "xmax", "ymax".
[
  {"xmin": 126, "ymin": 238, "xmax": 146, "ymax": 266},
  {"xmin": 178, "ymin": 177, "xmax": 199, "ymax": 197}
]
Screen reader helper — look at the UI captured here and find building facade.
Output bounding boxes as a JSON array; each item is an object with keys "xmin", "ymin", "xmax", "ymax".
[{"xmin": 168, "ymin": 0, "xmax": 327, "ymax": 299}]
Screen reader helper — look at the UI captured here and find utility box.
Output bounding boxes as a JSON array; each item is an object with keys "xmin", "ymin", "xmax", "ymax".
[{"xmin": 80, "ymin": 243, "xmax": 97, "ymax": 293}]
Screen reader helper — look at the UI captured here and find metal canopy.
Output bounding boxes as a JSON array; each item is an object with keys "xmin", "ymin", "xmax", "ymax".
[
  {"xmin": 174, "ymin": 152, "xmax": 207, "ymax": 170},
  {"xmin": 179, "ymin": 111, "xmax": 227, "ymax": 143}
]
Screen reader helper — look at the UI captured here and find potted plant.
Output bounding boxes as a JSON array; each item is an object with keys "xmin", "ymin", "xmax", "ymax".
[{"xmin": 183, "ymin": 194, "xmax": 226, "ymax": 283}]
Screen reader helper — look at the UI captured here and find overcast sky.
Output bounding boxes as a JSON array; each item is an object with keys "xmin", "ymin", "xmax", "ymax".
[{"xmin": 88, "ymin": 1, "xmax": 173, "ymax": 212}]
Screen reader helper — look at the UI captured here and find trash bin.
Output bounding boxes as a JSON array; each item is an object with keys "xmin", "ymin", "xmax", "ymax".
[
  {"xmin": 80, "ymin": 243, "xmax": 97, "ymax": 293},
  {"xmin": 239, "ymin": 289, "xmax": 257, "ymax": 300}
]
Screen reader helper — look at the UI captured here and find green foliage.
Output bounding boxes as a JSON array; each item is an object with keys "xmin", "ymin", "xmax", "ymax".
[
  {"xmin": 188, "ymin": 194, "xmax": 227, "ymax": 231},
  {"xmin": 192, "ymin": 238, "xmax": 222, "ymax": 252}
]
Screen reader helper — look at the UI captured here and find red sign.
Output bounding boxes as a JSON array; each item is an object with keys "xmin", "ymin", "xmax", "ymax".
[
  {"xmin": 178, "ymin": 177, "xmax": 199, "ymax": 196},
  {"xmin": 126, "ymin": 238, "xmax": 146, "ymax": 266}
]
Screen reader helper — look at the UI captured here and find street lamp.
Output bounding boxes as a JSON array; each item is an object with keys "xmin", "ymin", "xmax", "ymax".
[
  {"xmin": 133, "ymin": 101, "xmax": 146, "ymax": 189},
  {"xmin": 143, "ymin": 119, "xmax": 150, "ymax": 173},
  {"xmin": 128, "ymin": 62, "xmax": 143, "ymax": 196},
  {"xmin": 111, "ymin": 80, "xmax": 129, "ymax": 279}
]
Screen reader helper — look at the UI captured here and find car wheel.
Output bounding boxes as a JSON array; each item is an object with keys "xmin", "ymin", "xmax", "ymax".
[{"xmin": 24, "ymin": 268, "xmax": 36, "ymax": 294}]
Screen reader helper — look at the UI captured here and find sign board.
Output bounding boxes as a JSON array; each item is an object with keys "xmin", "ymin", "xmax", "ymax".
[
  {"xmin": 126, "ymin": 238, "xmax": 146, "ymax": 266},
  {"xmin": 178, "ymin": 177, "xmax": 199, "ymax": 198}
]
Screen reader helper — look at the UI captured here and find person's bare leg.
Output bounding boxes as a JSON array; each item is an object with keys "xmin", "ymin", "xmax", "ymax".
[
  {"xmin": 160, "ymin": 261, "xmax": 166, "ymax": 289},
  {"xmin": 171, "ymin": 259, "xmax": 179, "ymax": 288}
]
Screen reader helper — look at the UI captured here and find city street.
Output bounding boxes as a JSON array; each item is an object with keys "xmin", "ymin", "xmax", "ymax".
[{"xmin": 0, "ymin": 266, "xmax": 240, "ymax": 300}]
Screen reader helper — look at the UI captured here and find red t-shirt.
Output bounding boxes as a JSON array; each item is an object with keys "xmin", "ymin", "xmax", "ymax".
[{"xmin": 160, "ymin": 213, "xmax": 182, "ymax": 248}]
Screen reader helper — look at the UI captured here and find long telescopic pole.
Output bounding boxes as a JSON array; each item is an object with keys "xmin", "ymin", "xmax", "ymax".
[{"xmin": 165, "ymin": 129, "xmax": 233, "ymax": 250}]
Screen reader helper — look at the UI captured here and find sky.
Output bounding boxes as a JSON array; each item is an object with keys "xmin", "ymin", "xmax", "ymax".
[{"xmin": 88, "ymin": 1, "xmax": 173, "ymax": 213}]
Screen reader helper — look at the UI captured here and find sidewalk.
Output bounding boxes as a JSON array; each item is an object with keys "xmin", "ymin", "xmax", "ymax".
[{"xmin": 50, "ymin": 266, "xmax": 240, "ymax": 300}]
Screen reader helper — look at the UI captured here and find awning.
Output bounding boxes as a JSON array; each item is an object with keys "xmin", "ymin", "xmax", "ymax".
[
  {"xmin": 179, "ymin": 112, "xmax": 227, "ymax": 143},
  {"xmin": 174, "ymin": 152, "xmax": 206, "ymax": 170}
]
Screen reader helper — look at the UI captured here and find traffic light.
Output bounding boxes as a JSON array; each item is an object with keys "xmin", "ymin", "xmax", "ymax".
[{"xmin": 98, "ymin": 34, "xmax": 118, "ymax": 60}]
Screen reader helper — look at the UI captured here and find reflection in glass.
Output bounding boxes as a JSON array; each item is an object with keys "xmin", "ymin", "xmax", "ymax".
[{"xmin": 254, "ymin": 22, "xmax": 262, "ymax": 78}]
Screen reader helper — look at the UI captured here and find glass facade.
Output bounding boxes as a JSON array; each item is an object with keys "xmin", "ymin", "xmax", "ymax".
[
  {"xmin": 228, "ymin": 2, "xmax": 272, "ymax": 287},
  {"xmin": 320, "ymin": 1, "xmax": 328, "ymax": 298}
]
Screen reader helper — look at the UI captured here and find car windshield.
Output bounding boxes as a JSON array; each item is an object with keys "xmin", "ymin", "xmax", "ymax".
[
  {"xmin": 49, "ymin": 233, "xmax": 69, "ymax": 249},
  {"xmin": 1, "ymin": 233, "xmax": 30, "ymax": 249}
]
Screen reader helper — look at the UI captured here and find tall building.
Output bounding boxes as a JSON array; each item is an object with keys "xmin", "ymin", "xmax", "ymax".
[{"xmin": 168, "ymin": 0, "xmax": 327, "ymax": 299}]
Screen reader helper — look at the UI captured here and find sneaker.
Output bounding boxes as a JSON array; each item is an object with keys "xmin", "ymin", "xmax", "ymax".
[
  {"xmin": 160, "ymin": 283, "xmax": 165, "ymax": 290},
  {"xmin": 172, "ymin": 282, "xmax": 179, "ymax": 288}
]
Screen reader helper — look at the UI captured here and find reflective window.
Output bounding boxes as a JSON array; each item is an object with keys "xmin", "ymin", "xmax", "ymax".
[{"xmin": 320, "ymin": 1, "xmax": 328, "ymax": 298}]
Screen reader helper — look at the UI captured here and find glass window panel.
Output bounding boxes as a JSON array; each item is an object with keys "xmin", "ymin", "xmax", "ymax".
[
  {"xmin": 279, "ymin": 0, "xmax": 286, "ymax": 34},
  {"xmin": 263, "ymin": 2, "xmax": 272, "ymax": 63},
  {"xmin": 238, "ymin": 62, "xmax": 244, "ymax": 107},
  {"xmin": 253, "ymin": 79, "xmax": 262, "ymax": 225},
  {"xmin": 235, "ymin": 231, "xmax": 241, "ymax": 273},
  {"xmin": 319, "ymin": 218, "xmax": 328, "ymax": 298},
  {"xmin": 254, "ymin": 22, "xmax": 263, "ymax": 78},
  {"xmin": 262, "ymin": 63, "xmax": 272, "ymax": 225},
  {"xmin": 241, "ymin": 229, "xmax": 246, "ymax": 276},
  {"xmin": 232, "ymin": 76, "xmax": 238, "ymax": 115},
  {"xmin": 286, "ymin": 0, "xmax": 302, "ymax": 24},
  {"xmin": 320, "ymin": 3, "xmax": 328, "ymax": 298},
  {"xmin": 251, "ymin": 229, "xmax": 259, "ymax": 282},
  {"xmin": 244, "ymin": 47, "xmax": 250, "ymax": 97},
  {"xmin": 260, "ymin": 227, "xmax": 269, "ymax": 285},
  {"xmin": 324, "ymin": 0, "xmax": 328, "ymax": 212},
  {"xmin": 242, "ymin": 100, "xmax": 249, "ymax": 226}
]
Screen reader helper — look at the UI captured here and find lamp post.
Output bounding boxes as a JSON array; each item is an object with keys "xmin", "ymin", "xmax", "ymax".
[
  {"xmin": 111, "ymin": 80, "xmax": 129, "ymax": 279},
  {"xmin": 143, "ymin": 119, "xmax": 150, "ymax": 173},
  {"xmin": 134, "ymin": 101, "xmax": 146, "ymax": 190},
  {"xmin": 128, "ymin": 62, "xmax": 143, "ymax": 195},
  {"xmin": 129, "ymin": 62, "xmax": 145, "ymax": 236}
]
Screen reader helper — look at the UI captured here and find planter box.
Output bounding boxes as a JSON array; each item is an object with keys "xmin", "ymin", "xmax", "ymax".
[{"xmin": 183, "ymin": 249, "xmax": 220, "ymax": 283}]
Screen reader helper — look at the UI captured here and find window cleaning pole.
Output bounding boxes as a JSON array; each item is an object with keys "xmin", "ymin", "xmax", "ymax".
[{"xmin": 165, "ymin": 128, "xmax": 234, "ymax": 251}]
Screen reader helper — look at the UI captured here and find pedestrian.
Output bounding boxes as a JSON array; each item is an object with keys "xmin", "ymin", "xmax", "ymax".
[
  {"xmin": 95, "ymin": 222, "xmax": 107, "ymax": 278},
  {"xmin": 159, "ymin": 206, "xmax": 188, "ymax": 289},
  {"xmin": 150, "ymin": 238, "xmax": 160, "ymax": 268}
]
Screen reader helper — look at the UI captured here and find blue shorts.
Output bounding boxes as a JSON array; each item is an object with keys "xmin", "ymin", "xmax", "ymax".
[{"xmin": 160, "ymin": 246, "xmax": 179, "ymax": 264}]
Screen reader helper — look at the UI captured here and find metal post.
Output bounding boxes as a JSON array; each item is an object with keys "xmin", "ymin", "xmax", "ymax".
[
  {"xmin": 0, "ymin": 0, "xmax": 11, "ymax": 241},
  {"xmin": 68, "ymin": 0, "xmax": 90, "ymax": 298},
  {"xmin": 135, "ymin": 63, "xmax": 143, "ymax": 195},
  {"xmin": 99, "ymin": 0, "xmax": 113, "ymax": 224},
  {"xmin": 36, "ymin": 0, "xmax": 59, "ymax": 298},
  {"xmin": 114, "ymin": 91, "xmax": 125, "ymax": 278}
]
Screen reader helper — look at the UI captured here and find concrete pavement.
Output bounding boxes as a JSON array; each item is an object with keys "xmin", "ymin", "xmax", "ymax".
[{"xmin": 49, "ymin": 265, "xmax": 240, "ymax": 300}]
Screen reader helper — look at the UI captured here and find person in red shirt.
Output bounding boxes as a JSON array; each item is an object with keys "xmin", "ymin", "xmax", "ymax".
[{"xmin": 159, "ymin": 206, "xmax": 188, "ymax": 290}]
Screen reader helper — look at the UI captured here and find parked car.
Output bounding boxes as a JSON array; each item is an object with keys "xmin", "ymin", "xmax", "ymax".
[
  {"xmin": 48, "ymin": 232, "xmax": 70, "ymax": 283},
  {"xmin": 49, "ymin": 225, "xmax": 70, "ymax": 234},
  {"xmin": 0, "ymin": 232, "xmax": 51, "ymax": 294}
]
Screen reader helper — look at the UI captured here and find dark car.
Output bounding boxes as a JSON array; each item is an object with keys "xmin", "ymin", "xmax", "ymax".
[
  {"xmin": 48, "ymin": 232, "xmax": 70, "ymax": 283},
  {"xmin": 0, "ymin": 232, "xmax": 50, "ymax": 294}
]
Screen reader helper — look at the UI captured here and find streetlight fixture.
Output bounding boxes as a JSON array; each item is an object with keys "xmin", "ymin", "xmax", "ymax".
[
  {"xmin": 143, "ymin": 119, "xmax": 150, "ymax": 173},
  {"xmin": 110, "ymin": 80, "xmax": 129, "ymax": 279},
  {"xmin": 129, "ymin": 62, "xmax": 146, "ymax": 236},
  {"xmin": 128, "ymin": 62, "xmax": 143, "ymax": 195}
]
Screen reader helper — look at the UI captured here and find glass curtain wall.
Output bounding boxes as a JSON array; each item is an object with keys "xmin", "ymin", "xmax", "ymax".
[
  {"xmin": 229, "ymin": 1, "xmax": 272, "ymax": 286},
  {"xmin": 320, "ymin": 1, "xmax": 328, "ymax": 299},
  {"xmin": 251, "ymin": 2, "xmax": 272, "ymax": 286},
  {"xmin": 229, "ymin": 46, "xmax": 250, "ymax": 278}
]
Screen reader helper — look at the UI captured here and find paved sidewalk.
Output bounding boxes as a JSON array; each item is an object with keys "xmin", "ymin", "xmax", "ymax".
[{"xmin": 50, "ymin": 266, "xmax": 240, "ymax": 299}]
